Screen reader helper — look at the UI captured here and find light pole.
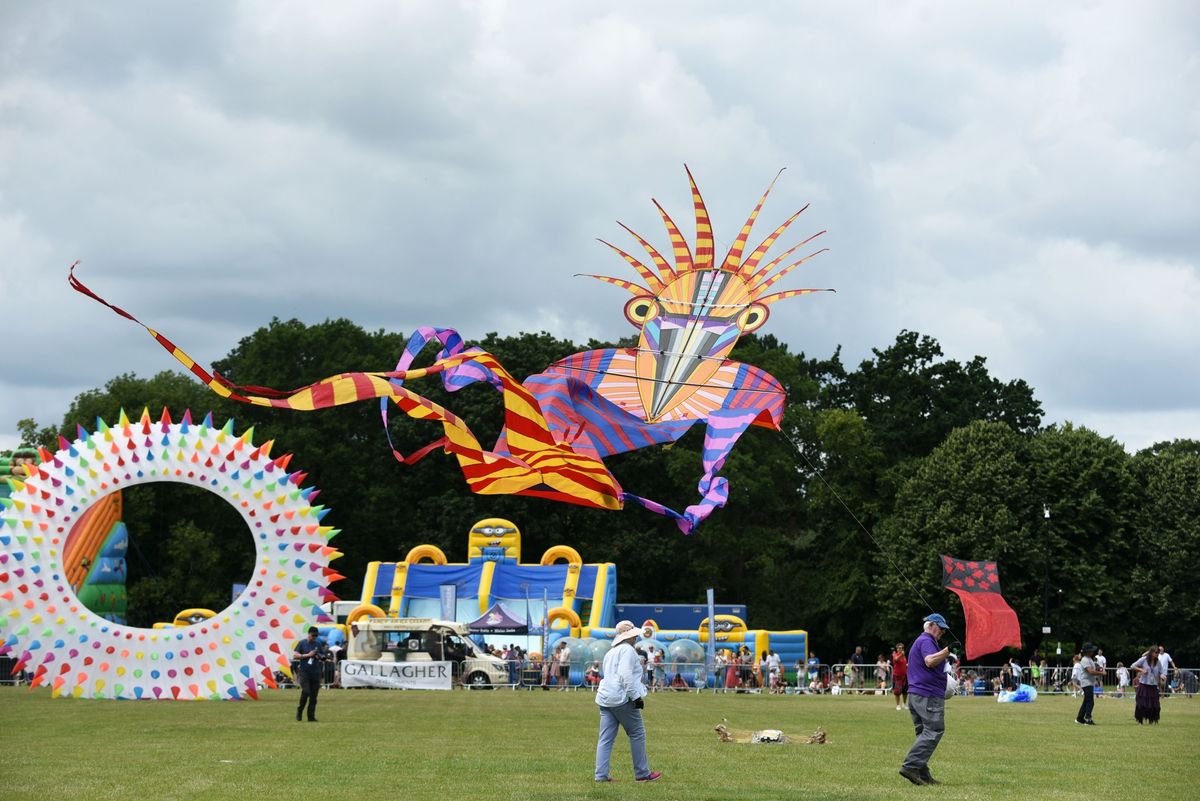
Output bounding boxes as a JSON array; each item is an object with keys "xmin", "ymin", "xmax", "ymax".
[{"xmin": 1042, "ymin": 505, "xmax": 1052, "ymax": 650}]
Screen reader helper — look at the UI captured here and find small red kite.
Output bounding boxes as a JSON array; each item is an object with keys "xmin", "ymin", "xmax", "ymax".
[{"xmin": 941, "ymin": 555, "xmax": 1022, "ymax": 660}]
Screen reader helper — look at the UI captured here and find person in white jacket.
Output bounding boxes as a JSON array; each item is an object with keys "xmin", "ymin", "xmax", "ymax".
[{"xmin": 594, "ymin": 620, "xmax": 662, "ymax": 783}]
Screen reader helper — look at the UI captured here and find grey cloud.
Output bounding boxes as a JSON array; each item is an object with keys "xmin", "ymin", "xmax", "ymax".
[{"xmin": 1, "ymin": 0, "xmax": 1197, "ymax": 454}]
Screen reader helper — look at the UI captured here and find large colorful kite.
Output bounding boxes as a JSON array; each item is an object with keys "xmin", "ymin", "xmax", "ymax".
[
  {"xmin": 941, "ymin": 555, "xmax": 1022, "ymax": 660},
  {"xmin": 69, "ymin": 167, "xmax": 831, "ymax": 533}
]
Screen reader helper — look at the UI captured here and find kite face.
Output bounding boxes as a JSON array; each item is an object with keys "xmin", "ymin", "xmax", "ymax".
[
  {"xmin": 588, "ymin": 166, "xmax": 829, "ymax": 425},
  {"xmin": 632, "ymin": 270, "xmax": 761, "ymax": 422}
]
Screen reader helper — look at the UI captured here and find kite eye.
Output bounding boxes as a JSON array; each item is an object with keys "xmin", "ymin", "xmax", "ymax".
[
  {"xmin": 624, "ymin": 296, "xmax": 658, "ymax": 327},
  {"xmin": 737, "ymin": 304, "xmax": 769, "ymax": 333}
]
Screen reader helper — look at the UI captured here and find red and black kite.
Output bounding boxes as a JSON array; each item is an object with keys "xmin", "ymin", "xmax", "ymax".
[{"xmin": 941, "ymin": 555, "xmax": 1022, "ymax": 660}]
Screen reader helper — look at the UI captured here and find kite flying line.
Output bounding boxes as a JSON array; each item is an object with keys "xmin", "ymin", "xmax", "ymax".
[{"xmin": 791, "ymin": 441, "xmax": 965, "ymax": 651}]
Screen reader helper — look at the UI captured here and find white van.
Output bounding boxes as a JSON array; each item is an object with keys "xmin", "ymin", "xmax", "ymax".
[{"xmin": 347, "ymin": 617, "xmax": 510, "ymax": 688}]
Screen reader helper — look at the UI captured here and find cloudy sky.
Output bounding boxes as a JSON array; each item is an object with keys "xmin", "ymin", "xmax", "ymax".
[{"xmin": 1, "ymin": 1, "xmax": 1197, "ymax": 454}]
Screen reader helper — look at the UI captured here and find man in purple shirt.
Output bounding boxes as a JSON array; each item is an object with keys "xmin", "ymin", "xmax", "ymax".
[{"xmin": 899, "ymin": 613, "xmax": 953, "ymax": 786}]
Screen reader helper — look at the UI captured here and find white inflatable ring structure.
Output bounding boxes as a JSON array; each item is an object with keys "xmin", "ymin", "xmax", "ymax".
[{"xmin": 0, "ymin": 409, "xmax": 340, "ymax": 700}]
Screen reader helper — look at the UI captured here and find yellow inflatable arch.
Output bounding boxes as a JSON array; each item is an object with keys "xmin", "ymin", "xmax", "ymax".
[
  {"xmin": 540, "ymin": 545, "xmax": 582, "ymax": 566},
  {"xmin": 405, "ymin": 545, "xmax": 448, "ymax": 565},
  {"xmin": 345, "ymin": 603, "xmax": 387, "ymax": 627}
]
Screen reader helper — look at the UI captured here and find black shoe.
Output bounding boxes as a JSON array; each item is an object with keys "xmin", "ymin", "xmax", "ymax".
[
  {"xmin": 899, "ymin": 767, "xmax": 926, "ymax": 785},
  {"xmin": 1084, "ymin": 720, "xmax": 1096, "ymax": 725},
  {"xmin": 296, "ymin": 711, "xmax": 302, "ymax": 721},
  {"xmin": 308, "ymin": 718, "xmax": 318, "ymax": 722},
  {"xmin": 920, "ymin": 770, "xmax": 941, "ymax": 785}
]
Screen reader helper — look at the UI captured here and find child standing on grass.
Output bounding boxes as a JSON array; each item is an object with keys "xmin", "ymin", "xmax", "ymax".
[{"xmin": 1115, "ymin": 663, "xmax": 1130, "ymax": 698}]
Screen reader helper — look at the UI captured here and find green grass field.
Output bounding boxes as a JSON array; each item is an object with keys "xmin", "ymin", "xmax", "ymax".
[{"xmin": 1, "ymin": 687, "xmax": 1196, "ymax": 800}]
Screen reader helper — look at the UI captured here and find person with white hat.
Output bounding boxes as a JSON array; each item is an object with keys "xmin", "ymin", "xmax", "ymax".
[{"xmin": 593, "ymin": 620, "xmax": 662, "ymax": 783}]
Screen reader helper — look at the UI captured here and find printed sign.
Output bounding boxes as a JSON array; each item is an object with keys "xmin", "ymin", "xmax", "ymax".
[{"xmin": 340, "ymin": 660, "xmax": 453, "ymax": 690}]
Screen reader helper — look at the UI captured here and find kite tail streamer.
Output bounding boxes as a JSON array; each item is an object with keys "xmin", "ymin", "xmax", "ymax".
[
  {"xmin": 69, "ymin": 265, "xmax": 622, "ymax": 512},
  {"xmin": 68, "ymin": 265, "xmax": 764, "ymax": 530}
]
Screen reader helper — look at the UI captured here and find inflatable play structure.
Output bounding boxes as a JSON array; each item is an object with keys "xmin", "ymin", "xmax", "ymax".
[
  {"xmin": 0, "ymin": 449, "xmax": 38, "ymax": 490},
  {"xmin": 0, "ymin": 409, "xmax": 341, "ymax": 699},
  {"xmin": 351, "ymin": 517, "xmax": 807, "ymax": 686},
  {"xmin": 4, "ymin": 449, "xmax": 129, "ymax": 623},
  {"xmin": 358, "ymin": 518, "xmax": 618, "ymax": 641},
  {"xmin": 65, "ymin": 492, "xmax": 128, "ymax": 623}
]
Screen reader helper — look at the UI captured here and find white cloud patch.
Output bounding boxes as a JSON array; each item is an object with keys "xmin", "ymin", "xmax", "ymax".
[{"xmin": 0, "ymin": 0, "xmax": 1197, "ymax": 452}]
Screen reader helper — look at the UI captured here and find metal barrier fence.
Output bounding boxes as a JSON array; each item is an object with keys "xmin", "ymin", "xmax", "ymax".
[
  {"xmin": 5, "ymin": 652, "xmax": 1194, "ymax": 696},
  {"xmin": 824, "ymin": 662, "xmax": 1200, "ymax": 697}
]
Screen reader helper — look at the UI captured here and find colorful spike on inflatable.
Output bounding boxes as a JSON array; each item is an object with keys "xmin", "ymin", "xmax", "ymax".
[{"xmin": 0, "ymin": 409, "xmax": 341, "ymax": 700}]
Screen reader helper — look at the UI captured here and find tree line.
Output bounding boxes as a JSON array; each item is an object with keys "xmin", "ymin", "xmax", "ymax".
[{"xmin": 16, "ymin": 321, "xmax": 1199, "ymax": 664}]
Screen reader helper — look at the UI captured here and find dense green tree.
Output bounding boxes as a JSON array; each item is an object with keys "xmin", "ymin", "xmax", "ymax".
[
  {"xmin": 1128, "ymin": 440, "xmax": 1200, "ymax": 656},
  {"xmin": 1027, "ymin": 424, "xmax": 1138, "ymax": 654},
  {"xmin": 834, "ymin": 330, "xmax": 1042, "ymax": 465},
  {"xmin": 15, "ymin": 417, "xmax": 58, "ymax": 449},
  {"xmin": 124, "ymin": 520, "xmax": 245, "ymax": 627},
  {"xmin": 872, "ymin": 421, "xmax": 1037, "ymax": 650}
]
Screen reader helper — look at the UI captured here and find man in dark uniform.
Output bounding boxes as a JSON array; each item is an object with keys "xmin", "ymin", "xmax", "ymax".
[{"xmin": 294, "ymin": 626, "xmax": 328, "ymax": 722}]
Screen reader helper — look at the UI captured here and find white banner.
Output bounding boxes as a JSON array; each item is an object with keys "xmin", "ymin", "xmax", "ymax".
[{"xmin": 340, "ymin": 660, "xmax": 453, "ymax": 690}]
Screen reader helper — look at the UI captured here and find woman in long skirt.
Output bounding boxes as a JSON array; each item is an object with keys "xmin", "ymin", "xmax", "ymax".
[{"xmin": 1131, "ymin": 646, "xmax": 1164, "ymax": 724}]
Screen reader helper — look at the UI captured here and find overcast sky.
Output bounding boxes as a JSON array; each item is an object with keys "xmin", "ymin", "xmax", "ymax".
[{"xmin": 1, "ymin": 1, "xmax": 1197, "ymax": 455}]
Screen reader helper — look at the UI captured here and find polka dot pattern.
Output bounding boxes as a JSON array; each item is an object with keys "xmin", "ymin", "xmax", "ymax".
[{"xmin": 0, "ymin": 409, "xmax": 341, "ymax": 700}]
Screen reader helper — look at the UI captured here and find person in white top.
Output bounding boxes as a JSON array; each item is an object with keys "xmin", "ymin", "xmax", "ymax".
[
  {"xmin": 1075, "ymin": 643, "xmax": 1104, "ymax": 725},
  {"xmin": 557, "ymin": 642, "xmax": 572, "ymax": 691},
  {"xmin": 594, "ymin": 621, "xmax": 661, "ymax": 783},
  {"xmin": 1157, "ymin": 646, "xmax": 1174, "ymax": 693}
]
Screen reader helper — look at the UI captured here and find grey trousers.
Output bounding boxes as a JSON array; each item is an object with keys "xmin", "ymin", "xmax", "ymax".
[
  {"xmin": 902, "ymin": 693, "xmax": 945, "ymax": 771},
  {"xmin": 595, "ymin": 701, "xmax": 651, "ymax": 780}
]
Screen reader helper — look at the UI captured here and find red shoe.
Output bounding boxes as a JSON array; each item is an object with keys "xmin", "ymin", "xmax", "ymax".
[{"xmin": 636, "ymin": 771, "xmax": 662, "ymax": 782}]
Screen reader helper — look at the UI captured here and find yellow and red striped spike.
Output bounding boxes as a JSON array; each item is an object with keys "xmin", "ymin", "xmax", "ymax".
[
  {"xmin": 685, "ymin": 165, "xmax": 714, "ymax": 271},
  {"xmin": 740, "ymin": 206, "xmax": 807, "ymax": 275},
  {"xmin": 755, "ymin": 287, "xmax": 835, "ymax": 306},
  {"xmin": 652, "ymin": 199, "xmax": 693, "ymax": 278},
  {"xmin": 594, "ymin": 239, "xmax": 661, "ymax": 293},
  {"xmin": 726, "ymin": 169, "xmax": 784, "ymax": 274},
  {"xmin": 575, "ymin": 273, "xmax": 650, "ymax": 297},
  {"xmin": 745, "ymin": 233, "xmax": 822, "ymax": 289},
  {"xmin": 752, "ymin": 247, "xmax": 831, "ymax": 298},
  {"xmin": 616, "ymin": 222, "xmax": 674, "ymax": 285}
]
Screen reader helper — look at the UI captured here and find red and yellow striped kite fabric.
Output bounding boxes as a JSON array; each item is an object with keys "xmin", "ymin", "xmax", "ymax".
[{"xmin": 68, "ymin": 264, "xmax": 625, "ymax": 512}]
